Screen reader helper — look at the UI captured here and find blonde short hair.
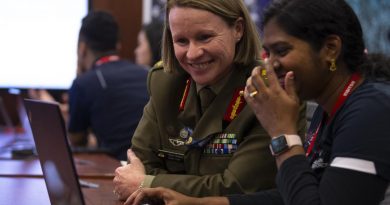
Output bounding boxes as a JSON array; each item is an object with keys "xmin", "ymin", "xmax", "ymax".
[{"xmin": 162, "ymin": 0, "xmax": 262, "ymax": 72}]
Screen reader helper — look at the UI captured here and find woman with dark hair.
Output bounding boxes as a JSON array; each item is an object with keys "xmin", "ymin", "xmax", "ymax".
[
  {"xmin": 134, "ymin": 21, "xmax": 164, "ymax": 68},
  {"xmin": 125, "ymin": 0, "xmax": 390, "ymax": 204}
]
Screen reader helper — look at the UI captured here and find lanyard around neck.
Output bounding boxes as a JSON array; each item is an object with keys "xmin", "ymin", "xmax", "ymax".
[
  {"xmin": 305, "ymin": 72, "xmax": 362, "ymax": 157},
  {"xmin": 94, "ymin": 55, "xmax": 120, "ymax": 66}
]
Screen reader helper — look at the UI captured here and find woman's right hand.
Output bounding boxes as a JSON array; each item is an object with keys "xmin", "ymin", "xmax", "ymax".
[
  {"xmin": 124, "ymin": 187, "xmax": 230, "ymax": 205},
  {"xmin": 124, "ymin": 187, "xmax": 197, "ymax": 205},
  {"xmin": 244, "ymin": 63, "xmax": 300, "ymax": 137}
]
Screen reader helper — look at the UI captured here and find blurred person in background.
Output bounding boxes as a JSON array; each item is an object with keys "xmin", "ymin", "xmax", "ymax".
[
  {"xmin": 134, "ymin": 21, "xmax": 164, "ymax": 68},
  {"xmin": 31, "ymin": 11, "xmax": 149, "ymax": 161}
]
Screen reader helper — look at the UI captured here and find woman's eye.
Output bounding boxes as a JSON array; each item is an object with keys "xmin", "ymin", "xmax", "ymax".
[
  {"xmin": 174, "ymin": 38, "xmax": 188, "ymax": 45},
  {"xmin": 275, "ymin": 47, "xmax": 290, "ymax": 56},
  {"xmin": 198, "ymin": 34, "xmax": 211, "ymax": 42}
]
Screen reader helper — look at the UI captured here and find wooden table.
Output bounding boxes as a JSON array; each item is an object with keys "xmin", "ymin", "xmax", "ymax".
[
  {"xmin": 0, "ymin": 134, "xmax": 124, "ymax": 205},
  {"xmin": 0, "ymin": 177, "xmax": 123, "ymax": 205}
]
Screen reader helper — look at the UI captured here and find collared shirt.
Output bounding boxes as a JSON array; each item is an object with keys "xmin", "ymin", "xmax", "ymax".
[{"xmin": 196, "ymin": 69, "xmax": 233, "ymax": 95}]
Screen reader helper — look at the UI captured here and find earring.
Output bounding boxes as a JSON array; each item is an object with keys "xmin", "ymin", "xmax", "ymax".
[{"xmin": 329, "ymin": 59, "xmax": 337, "ymax": 72}]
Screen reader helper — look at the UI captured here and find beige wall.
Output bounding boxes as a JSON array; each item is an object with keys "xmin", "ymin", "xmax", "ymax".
[{"xmin": 92, "ymin": 0, "xmax": 143, "ymax": 61}]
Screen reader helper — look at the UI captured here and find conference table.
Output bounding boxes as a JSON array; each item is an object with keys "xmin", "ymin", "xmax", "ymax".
[{"xmin": 0, "ymin": 132, "xmax": 123, "ymax": 205}]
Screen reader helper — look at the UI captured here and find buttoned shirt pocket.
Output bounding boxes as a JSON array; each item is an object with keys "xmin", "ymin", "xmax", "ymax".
[{"xmin": 157, "ymin": 149, "xmax": 186, "ymax": 173}]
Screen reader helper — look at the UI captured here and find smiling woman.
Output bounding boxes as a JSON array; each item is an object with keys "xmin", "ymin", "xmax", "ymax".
[
  {"xmin": 168, "ymin": 7, "xmax": 242, "ymax": 85},
  {"xmin": 112, "ymin": 0, "xmax": 307, "ymax": 202},
  {"xmin": 123, "ymin": 0, "xmax": 390, "ymax": 205}
]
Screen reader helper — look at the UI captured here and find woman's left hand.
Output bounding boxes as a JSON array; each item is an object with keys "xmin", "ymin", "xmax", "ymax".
[
  {"xmin": 113, "ymin": 149, "xmax": 146, "ymax": 201},
  {"xmin": 244, "ymin": 62, "xmax": 300, "ymax": 137}
]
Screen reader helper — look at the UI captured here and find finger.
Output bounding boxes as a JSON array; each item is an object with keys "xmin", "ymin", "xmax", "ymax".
[
  {"xmin": 245, "ymin": 77, "xmax": 258, "ymax": 100},
  {"xmin": 284, "ymin": 71, "xmax": 298, "ymax": 100},
  {"xmin": 264, "ymin": 60, "xmax": 281, "ymax": 90},
  {"xmin": 124, "ymin": 188, "xmax": 142, "ymax": 205},
  {"xmin": 133, "ymin": 189, "xmax": 147, "ymax": 205},
  {"xmin": 124, "ymin": 196, "xmax": 132, "ymax": 205},
  {"xmin": 127, "ymin": 149, "xmax": 140, "ymax": 164},
  {"xmin": 251, "ymin": 66, "xmax": 261, "ymax": 77},
  {"xmin": 251, "ymin": 67, "xmax": 267, "ymax": 93},
  {"xmin": 244, "ymin": 88, "xmax": 258, "ymax": 109},
  {"xmin": 114, "ymin": 166, "xmax": 123, "ymax": 177}
]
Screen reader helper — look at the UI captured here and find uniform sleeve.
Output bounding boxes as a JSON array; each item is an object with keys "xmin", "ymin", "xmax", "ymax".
[
  {"xmin": 131, "ymin": 100, "xmax": 169, "ymax": 175},
  {"xmin": 131, "ymin": 67, "xmax": 170, "ymax": 175}
]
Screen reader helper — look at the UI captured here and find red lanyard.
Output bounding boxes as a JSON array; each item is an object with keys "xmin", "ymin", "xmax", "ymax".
[
  {"xmin": 95, "ymin": 55, "xmax": 120, "ymax": 66},
  {"xmin": 305, "ymin": 73, "xmax": 362, "ymax": 157}
]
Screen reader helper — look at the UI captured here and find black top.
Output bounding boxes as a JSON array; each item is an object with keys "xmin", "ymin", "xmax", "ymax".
[
  {"xmin": 228, "ymin": 80, "xmax": 390, "ymax": 205},
  {"xmin": 68, "ymin": 60, "xmax": 149, "ymax": 160}
]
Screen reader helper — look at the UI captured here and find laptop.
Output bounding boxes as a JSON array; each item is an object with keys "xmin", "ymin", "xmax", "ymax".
[
  {"xmin": 0, "ymin": 96, "xmax": 14, "ymax": 132},
  {"xmin": 24, "ymin": 99, "xmax": 86, "ymax": 205},
  {"xmin": 0, "ymin": 95, "xmax": 35, "ymax": 158}
]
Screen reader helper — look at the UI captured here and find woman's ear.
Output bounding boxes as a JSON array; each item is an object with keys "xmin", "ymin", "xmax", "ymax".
[
  {"xmin": 322, "ymin": 34, "xmax": 342, "ymax": 61},
  {"xmin": 234, "ymin": 17, "xmax": 244, "ymax": 42}
]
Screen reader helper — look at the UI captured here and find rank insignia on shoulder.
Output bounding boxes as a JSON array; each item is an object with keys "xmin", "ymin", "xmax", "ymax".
[{"xmin": 203, "ymin": 133, "xmax": 238, "ymax": 155}]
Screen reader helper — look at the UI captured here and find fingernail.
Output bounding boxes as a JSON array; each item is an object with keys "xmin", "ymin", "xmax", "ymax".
[{"xmin": 288, "ymin": 71, "xmax": 295, "ymax": 79}]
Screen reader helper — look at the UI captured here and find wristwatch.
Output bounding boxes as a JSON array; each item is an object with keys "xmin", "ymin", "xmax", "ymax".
[{"xmin": 269, "ymin": 134, "xmax": 302, "ymax": 156}]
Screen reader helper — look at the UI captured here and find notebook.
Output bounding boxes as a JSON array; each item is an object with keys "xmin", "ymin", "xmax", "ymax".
[{"xmin": 24, "ymin": 99, "xmax": 86, "ymax": 205}]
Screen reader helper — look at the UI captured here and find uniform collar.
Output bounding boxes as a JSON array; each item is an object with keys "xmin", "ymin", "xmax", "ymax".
[{"xmin": 195, "ymin": 69, "xmax": 233, "ymax": 95}]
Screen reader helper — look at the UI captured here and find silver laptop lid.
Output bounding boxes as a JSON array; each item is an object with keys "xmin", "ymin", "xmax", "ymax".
[{"xmin": 24, "ymin": 99, "xmax": 85, "ymax": 205}]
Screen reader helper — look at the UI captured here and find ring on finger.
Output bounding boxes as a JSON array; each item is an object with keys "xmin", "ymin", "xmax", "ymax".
[{"xmin": 249, "ymin": 90, "xmax": 258, "ymax": 97}]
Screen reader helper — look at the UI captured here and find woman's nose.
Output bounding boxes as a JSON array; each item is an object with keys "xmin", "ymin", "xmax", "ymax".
[
  {"xmin": 186, "ymin": 43, "xmax": 204, "ymax": 60},
  {"xmin": 267, "ymin": 56, "xmax": 280, "ymax": 69}
]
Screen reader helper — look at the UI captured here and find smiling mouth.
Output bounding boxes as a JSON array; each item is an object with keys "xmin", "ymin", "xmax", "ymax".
[{"xmin": 189, "ymin": 60, "xmax": 213, "ymax": 69}]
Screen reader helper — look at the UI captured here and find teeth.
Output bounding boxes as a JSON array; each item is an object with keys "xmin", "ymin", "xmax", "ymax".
[{"xmin": 190, "ymin": 62, "xmax": 211, "ymax": 69}]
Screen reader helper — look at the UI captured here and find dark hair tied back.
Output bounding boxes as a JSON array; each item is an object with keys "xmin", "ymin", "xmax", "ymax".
[{"xmin": 262, "ymin": 0, "xmax": 390, "ymax": 80}]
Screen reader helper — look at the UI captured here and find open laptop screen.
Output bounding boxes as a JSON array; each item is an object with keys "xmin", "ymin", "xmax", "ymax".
[{"xmin": 24, "ymin": 99, "xmax": 85, "ymax": 205}]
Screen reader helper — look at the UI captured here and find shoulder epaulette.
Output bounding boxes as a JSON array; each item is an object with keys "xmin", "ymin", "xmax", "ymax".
[
  {"xmin": 152, "ymin": 60, "xmax": 163, "ymax": 70},
  {"xmin": 147, "ymin": 60, "xmax": 164, "ymax": 94}
]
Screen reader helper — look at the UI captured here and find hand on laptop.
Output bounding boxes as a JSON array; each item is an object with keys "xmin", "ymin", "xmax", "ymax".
[{"xmin": 113, "ymin": 149, "xmax": 146, "ymax": 201}]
